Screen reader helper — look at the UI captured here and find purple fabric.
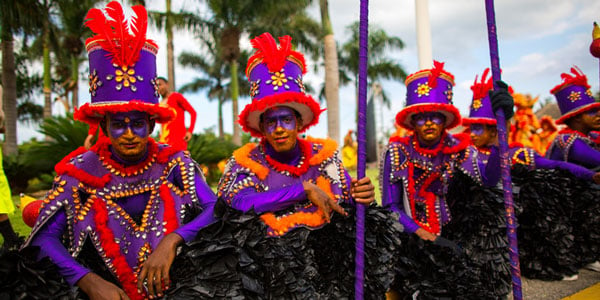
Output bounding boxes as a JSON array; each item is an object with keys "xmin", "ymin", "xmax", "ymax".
[
  {"xmin": 467, "ymin": 85, "xmax": 495, "ymax": 121},
  {"xmin": 483, "ymin": 146, "xmax": 501, "ymax": 186},
  {"xmin": 230, "ymin": 179, "xmax": 306, "ymax": 213},
  {"xmin": 534, "ymin": 155, "xmax": 594, "ymax": 181},
  {"xmin": 553, "ymin": 84, "xmax": 596, "ymax": 117},
  {"xmin": 405, "ymin": 72, "xmax": 454, "ymax": 106},
  {"xmin": 88, "ymin": 46, "xmax": 158, "ymax": 104},
  {"xmin": 248, "ymin": 60, "xmax": 304, "ymax": 101},
  {"xmin": 219, "ymin": 139, "xmax": 353, "ymax": 236},
  {"xmin": 31, "ymin": 210, "xmax": 90, "ymax": 286},
  {"xmin": 26, "ymin": 146, "xmax": 216, "ymax": 286},
  {"xmin": 566, "ymin": 140, "xmax": 600, "ymax": 169},
  {"xmin": 381, "ymin": 151, "xmax": 419, "ymax": 233}
]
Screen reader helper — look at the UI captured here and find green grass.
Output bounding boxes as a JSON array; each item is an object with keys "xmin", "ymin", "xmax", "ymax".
[
  {"xmin": 0, "ymin": 195, "xmax": 32, "ymax": 245},
  {"xmin": 1, "ymin": 168, "xmax": 382, "ymax": 245}
]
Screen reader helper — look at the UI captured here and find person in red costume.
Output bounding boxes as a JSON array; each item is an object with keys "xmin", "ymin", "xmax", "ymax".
[{"xmin": 157, "ymin": 77, "xmax": 197, "ymax": 150}]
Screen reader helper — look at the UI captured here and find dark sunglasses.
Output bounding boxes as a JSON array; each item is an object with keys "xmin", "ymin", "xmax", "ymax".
[{"xmin": 412, "ymin": 112, "xmax": 446, "ymax": 127}]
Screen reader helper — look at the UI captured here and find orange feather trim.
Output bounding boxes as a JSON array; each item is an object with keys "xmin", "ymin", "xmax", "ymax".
[
  {"xmin": 305, "ymin": 136, "xmax": 338, "ymax": 166},
  {"xmin": 260, "ymin": 176, "xmax": 334, "ymax": 236},
  {"xmin": 232, "ymin": 143, "xmax": 270, "ymax": 180}
]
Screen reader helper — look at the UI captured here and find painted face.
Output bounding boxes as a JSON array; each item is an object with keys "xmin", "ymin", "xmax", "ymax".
[
  {"xmin": 412, "ymin": 112, "xmax": 445, "ymax": 146},
  {"xmin": 581, "ymin": 108, "xmax": 600, "ymax": 131},
  {"xmin": 261, "ymin": 106, "xmax": 300, "ymax": 153},
  {"xmin": 469, "ymin": 124, "xmax": 497, "ymax": 148},
  {"xmin": 156, "ymin": 79, "xmax": 169, "ymax": 98},
  {"xmin": 106, "ymin": 111, "xmax": 152, "ymax": 161}
]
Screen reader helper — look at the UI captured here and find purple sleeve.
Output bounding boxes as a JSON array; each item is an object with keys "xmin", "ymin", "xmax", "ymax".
[
  {"xmin": 534, "ymin": 154, "xmax": 595, "ymax": 181},
  {"xmin": 29, "ymin": 210, "xmax": 90, "ymax": 286},
  {"xmin": 567, "ymin": 139, "xmax": 600, "ymax": 169},
  {"xmin": 173, "ymin": 172, "xmax": 217, "ymax": 243},
  {"xmin": 381, "ymin": 151, "xmax": 420, "ymax": 233},
  {"xmin": 230, "ymin": 174, "xmax": 307, "ymax": 213},
  {"xmin": 480, "ymin": 146, "xmax": 501, "ymax": 186},
  {"xmin": 342, "ymin": 169, "xmax": 354, "ymax": 204}
]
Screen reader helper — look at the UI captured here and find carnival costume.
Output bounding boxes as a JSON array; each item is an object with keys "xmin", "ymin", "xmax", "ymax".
[
  {"xmin": 381, "ymin": 62, "xmax": 513, "ymax": 299},
  {"xmin": 532, "ymin": 67, "xmax": 600, "ymax": 279},
  {"xmin": 0, "ymin": 3, "xmax": 221, "ymax": 299},
  {"xmin": 208, "ymin": 33, "xmax": 402, "ymax": 299},
  {"xmin": 464, "ymin": 68, "xmax": 600, "ymax": 281}
]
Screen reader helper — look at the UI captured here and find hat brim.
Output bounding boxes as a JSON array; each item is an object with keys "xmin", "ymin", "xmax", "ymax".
[
  {"xmin": 239, "ymin": 91, "xmax": 324, "ymax": 138},
  {"xmin": 395, "ymin": 103, "xmax": 461, "ymax": 130},
  {"xmin": 556, "ymin": 102, "xmax": 600, "ymax": 125},
  {"xmin": 74, "ymin": 101, "xmax": 175, "ymax": 125},
  {"xmin": 462, "ymin": 117, "xmax": 497, "ymax": 126}
]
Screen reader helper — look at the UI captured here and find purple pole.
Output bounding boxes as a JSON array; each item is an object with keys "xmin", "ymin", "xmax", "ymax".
[
  {"xmin": 355, "ymin": 0, "xmax": 368, "ymax": 298},
  {"xmin": 484, "ymin": 1, "xmax": 522, "ymax": 299}
]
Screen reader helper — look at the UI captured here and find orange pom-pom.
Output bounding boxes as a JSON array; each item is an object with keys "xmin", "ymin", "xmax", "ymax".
[{"xmin": 22, "ymin": 200, "xmax": 43, "ymax": 227}]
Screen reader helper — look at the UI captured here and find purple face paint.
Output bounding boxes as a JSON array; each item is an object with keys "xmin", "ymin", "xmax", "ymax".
[
  {"xmin": 411, "ymin": 112, "xmax": 446, "ymax": 127},
  {"xmin": 262, "ymin": 107, "xmax": 297, "ymax": 134},
  {"xmin": 470, "ymin": 124, "xmax": 485, "ymax": 136},
  {"xmin": 108, "ymin": 111, "xmax": 151, "ymax": 138}
]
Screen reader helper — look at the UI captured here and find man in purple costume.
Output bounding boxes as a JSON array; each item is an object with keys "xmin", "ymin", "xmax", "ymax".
[
  {"xmin": 21, "ymin": 3, "xmax": 216, "ymax": 299},
  {"xmin": 381, "ymin": 61, "xmax": 514, "ymax": 298},
  {"xmin": 465, "ymin": 68, "xmax": 600, "ymax": 183},
  {"xmin": 217, "ymin": 33, "xmax": 399, "ymax": 298},
  {"xmin": 547, "ymin": 67, "xmax": 600, "ymax": 169}
]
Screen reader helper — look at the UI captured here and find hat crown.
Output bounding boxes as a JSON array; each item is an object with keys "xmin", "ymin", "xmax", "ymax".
[
  {"xmin": 467, "ymin": 68, "xmax": 495, "ymax": 121},
  {"xmin": 405, "ymin": 61, "xmax": 455, "ymax": 107},
  {"xmin": 551, "ymin": 66, "xmax": 596, "ymax": 119},
  {"xmin": 84, "ymin": 1, "xmax": 159, "ymax": 106}
]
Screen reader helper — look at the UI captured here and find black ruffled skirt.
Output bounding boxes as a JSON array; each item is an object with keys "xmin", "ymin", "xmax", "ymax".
[
  {"xmin": 1, "ymin": 200, "xmax": 403, "ymax": 299},
  {"xmin": 389, "ymin": 171, "xmax": 512, "ymax": 299},
  {"xmin": 513, "ymin": 165, "xmax": 600, "ymax": 280}
]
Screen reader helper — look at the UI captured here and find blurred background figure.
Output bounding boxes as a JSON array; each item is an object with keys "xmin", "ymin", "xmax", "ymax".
[
  {"xmin": 157, "ymin": 77, "xmax": 197, "ymax": 151},
  {"xmin": 342, "ymin": 130, "xmax": 357, "ymax": 170}
]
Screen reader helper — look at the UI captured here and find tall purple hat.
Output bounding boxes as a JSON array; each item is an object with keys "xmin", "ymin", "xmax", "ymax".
[
  {"xmin": 396, "ymin": 61, "xmax": 461, "ymax": 130},
  {"xmin": 551, "ymin": 66, "xmax": 599, "ymax": 125},
  {"xmin": 74, "ymin": 1, "xmax": 174, "ymax": 125},
  {"xmin": 238, "ymin": 33, "xmax": 323, "ymax": 138},
  {"xmin": 463, "ymin": 68, "xmax": 497, "ymax": 126}
]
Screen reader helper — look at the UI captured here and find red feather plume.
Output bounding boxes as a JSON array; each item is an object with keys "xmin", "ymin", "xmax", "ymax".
[
  {"xmin": 84, "ymin": 1, "xmax": 154, "ymax": 67},
  {"xmin": 550, "ymin": 65, "xmax": 591, "ymax": 94},
  {"xmin": 247, "ymin": 32, "xmax": 306, "ymax": 74},
  {"xmin": 471, "ymin": 68, "xmax": 493, "ymax": 100}
]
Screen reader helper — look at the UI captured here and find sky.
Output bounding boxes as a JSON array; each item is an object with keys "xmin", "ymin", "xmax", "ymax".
[{"xmin": 17, "ymin": 0, "xmax": 600, "ymax": 144}]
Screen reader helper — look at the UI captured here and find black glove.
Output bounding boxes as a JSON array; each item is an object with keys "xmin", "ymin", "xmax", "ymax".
[{"xmin": 489, "ymin": 80, "xmax": 514, "ymax": 121}]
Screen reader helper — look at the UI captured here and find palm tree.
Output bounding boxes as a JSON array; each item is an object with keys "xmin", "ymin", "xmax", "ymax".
[
  {"xmin": 338, "ymin": 22, "xmax": 407, "ymax": 162},
  {"xmin": 147, "ymin": 0, "xmax": 207, "ymax": 91},
  {"xmin": 201, "ymin": 0, "xmax": 321, "ymax": 145},
  {"xmin": 1, "ymin": 0, "xmax": 40, "ymax": 155},
  {"xmin": 319, "ymin": 0, "xmax": 340, "ymax": 143},
  {"xmin": 178, "ymin": 33, "xmax": 250, "ymax": 139},
  {"xmin": 56, "ymin": 0, "xmax": 102, "ymax": 111}
]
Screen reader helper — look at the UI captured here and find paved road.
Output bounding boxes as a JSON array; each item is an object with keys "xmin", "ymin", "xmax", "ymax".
[{"xmin": 510, "ymin": 269, "xmax": 600, "ymax": 299}]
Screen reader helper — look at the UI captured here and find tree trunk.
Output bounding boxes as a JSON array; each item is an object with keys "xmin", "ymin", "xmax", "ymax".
[
  {"xmin": 218, "ymin": 97, "xmax": 224, "ymax": 139},
  {"xmin": 71, "ymin": 55, "xmax": 78, "ymax": 111},
  {"xmin": 230, "ymin": 60, "xmax": 241, "ymax": 145},
  {"xmin": 166, "ymin": 0, "xmax": 175, "ymax": 91},
  {"xmin": 43, "ymin": 19, "xmax": 52, "ymax": 121},
  {"xmin": 1, "ymin": 38, "xmax": 18, "ymax": 156},
  {"xmin": 366, "ymin": 96, "xmax": 377, "ymax": 163},
  {"xmin": 320, "ymin": 0, "xmax": 340, "ymax": 144}
]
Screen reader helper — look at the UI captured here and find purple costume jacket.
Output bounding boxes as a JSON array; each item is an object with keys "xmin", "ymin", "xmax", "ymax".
[
  {"xmin": 23, "ymin": 139, "xmax": 216, "ymax": 286},
  {"xmin": 478, "ymin": 144, "xmax": 595, "ymax": 181},
  {"xmin": 217, "ymin": 137, "xmax": 351, "ymax": 237},
  {"xmin": 381, "ymin": 133, "xmax": 500, "ymax": 235},
  {"xmin": 546, "ymin": 130, "xmax": 600, "ymax": 170}
]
